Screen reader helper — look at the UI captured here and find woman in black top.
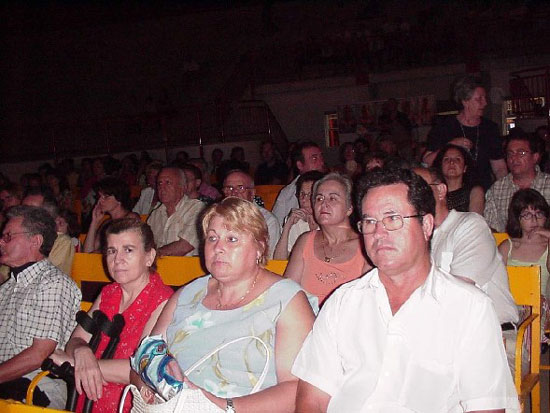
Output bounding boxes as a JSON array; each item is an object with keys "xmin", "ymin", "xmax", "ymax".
[
  {"xmin": 433, "ymin": 144, "xmax": 485, "ymax": 214},
  {"xmin": 423, "ymin": 75, "xmax": 507, "ymax": 190}
]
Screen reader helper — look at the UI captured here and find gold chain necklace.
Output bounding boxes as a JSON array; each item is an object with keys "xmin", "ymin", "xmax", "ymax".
[
  {"xmin": 216, "ymin": 271, "xmax": 260, "ymax": 309},
  {"xmin": 321, "ymin": 233, "xmax": 341, "ymax": 263}
]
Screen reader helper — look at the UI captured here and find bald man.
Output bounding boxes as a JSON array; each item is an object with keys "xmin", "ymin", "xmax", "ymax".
[{"xmin": 222, "ymin": 170, "xmax": 281, "ymax": 258}]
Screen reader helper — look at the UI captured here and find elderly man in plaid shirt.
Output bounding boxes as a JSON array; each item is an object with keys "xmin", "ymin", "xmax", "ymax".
[
  {"xmin": 0, "ymin": 205, "xmax": 81, "ymax": 408},
  {"xmin": 484, "ymin": 130, "xmax": 550, "ymax": 232}
]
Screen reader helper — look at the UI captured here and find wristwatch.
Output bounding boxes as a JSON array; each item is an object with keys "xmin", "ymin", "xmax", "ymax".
[{"xmin": 226, "ymin": 398, "xmax": 236, "ymax": 412}]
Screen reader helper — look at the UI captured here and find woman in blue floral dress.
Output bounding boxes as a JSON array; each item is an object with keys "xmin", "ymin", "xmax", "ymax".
[{"xmin": 135, "ymin": 197, "xmax": 315, "ymax": 412}]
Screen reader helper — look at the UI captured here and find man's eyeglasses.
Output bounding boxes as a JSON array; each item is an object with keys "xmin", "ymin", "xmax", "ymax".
[
  {"xmin": 0, "ymin": 232, "xmax": 31, "ymax": 243},
  {"xmin": 357, "ymin": 214, "xmax": 424, "ymax": 234},
  {"xmin": 506, "ymin": 150, "xmax": 531, "ymax": 159},
  {"xmin": 298, "ymin": 191, "xmax": 312, "ymax": 199},
  {"xmin": 222, "ymin": 185, "xmax": 252, "ymax": 194},
  {"xmin": 519, "ymin": 211, "xmax": 546, "ymax": 221}
]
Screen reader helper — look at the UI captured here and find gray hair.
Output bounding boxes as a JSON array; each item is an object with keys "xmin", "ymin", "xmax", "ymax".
[
  {"xmin": 161, "ymin": 166, "xmax": 187, "ymax": 186},
  {"xmin": 312, "ymin": 172, "xmax": 353, "ymax": 208},
  {"xmin": 6, "ymin": 205, "xmax": 57, "ymax": 257},
  {"xmin": 453, "ymin": 75, "xmax": 484, "ymax": 108}
]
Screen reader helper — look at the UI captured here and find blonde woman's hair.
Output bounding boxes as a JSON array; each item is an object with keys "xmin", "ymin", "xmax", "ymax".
[{"xmin": 201, "ymin": 197, "xmax": 269, "ymax": 265}]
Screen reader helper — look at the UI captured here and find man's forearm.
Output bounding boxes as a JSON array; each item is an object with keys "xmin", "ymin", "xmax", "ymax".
[
  {"xmin": 0, "ymin": 341, "xmax": 56, "ymax": 383},
  {"xmin": 158, "ymin": 238, "xmax": 194, "ymax": 256}
]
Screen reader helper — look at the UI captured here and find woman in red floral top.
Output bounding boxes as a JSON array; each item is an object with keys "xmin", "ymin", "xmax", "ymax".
[{"xmin": 51, "ymin": 218, "xmax": 173, "ymax": 412}]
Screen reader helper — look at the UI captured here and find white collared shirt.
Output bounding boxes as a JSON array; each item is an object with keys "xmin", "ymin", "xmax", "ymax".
[
  {"xmin": 432, "ymin": 209, "xmax": 519, "ymax": 324},
  {"xmin": 272, "ymin": 175, "xmax": 299, "ymax": 224},
  {"xmin": 292, "ymin": 266, "xmax": 519, "ymax": 412}
]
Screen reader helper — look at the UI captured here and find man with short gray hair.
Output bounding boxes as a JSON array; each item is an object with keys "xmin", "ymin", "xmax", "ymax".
[
  {"xmin": 147, "ymin": 167, "xmax": 205, "ymax": 256},
  {"xmin": 0, "ymin": 205, "xmax": 81, "ymax": 407}
]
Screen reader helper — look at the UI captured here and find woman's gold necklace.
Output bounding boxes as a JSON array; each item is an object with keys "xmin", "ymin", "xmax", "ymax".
[
  {"xmin": 216, "ymin": 271, "xmax": 260, "ymax": 309},
  {"xmin": 321, "ymin": 233, "xmax": 344, "ymax": 263}
]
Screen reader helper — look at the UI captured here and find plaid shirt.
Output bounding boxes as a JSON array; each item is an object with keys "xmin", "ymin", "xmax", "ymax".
[
  {"xmin": 484, "ymin": 166, "xmax": 550, "ymax": 232},
  {"xmin": 0, "ymin": 259, "xmax": 81, "ymax": 363}
]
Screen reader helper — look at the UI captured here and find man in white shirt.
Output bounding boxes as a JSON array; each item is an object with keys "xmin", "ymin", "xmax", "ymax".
[
  {"xmin": 272, "ymin": 141, "xmax": 325, "ymax": 224},
  {"xmin": 293, "ymin": 168, "xmax": 519, "ymax": 412},
  {"xmin": 222, "ymin": 170, "xmax": 281, "ymax": 258},
  {"xmin": 147, "ymin": 167, "xmax": 204, "ymax": 256},
  {"xmin": 414, "ymin": 167, "xmax": 519, "ymax": 325}
]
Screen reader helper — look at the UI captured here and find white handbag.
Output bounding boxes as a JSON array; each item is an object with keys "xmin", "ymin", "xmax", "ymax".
[{"xmin": 120, "ymin": 336, "xmax": 270, "ymax": 413}]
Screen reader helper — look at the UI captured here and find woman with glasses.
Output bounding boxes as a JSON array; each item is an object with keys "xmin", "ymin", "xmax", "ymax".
[
  {"xmin": 499, "ymin": 188, "xmax": 550, "ymax": 337},
  {"xmin": 283, "ymin": 173, "xmax": 370, "ymax": 305},
  {"xmin": 432, "ymin": 144, "xmax": 484, "ymax": 214},
  {"xmin": 83, "ymin": 177, "xmax": 140, "ymax": 252},
  {"xmin": 273, "ymin": 171, "xmax": 324, "ymax": 260}
]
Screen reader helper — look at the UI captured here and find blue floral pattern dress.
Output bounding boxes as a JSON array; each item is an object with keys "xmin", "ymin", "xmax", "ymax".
[{"xmin": 166, "ymin": 276, "xmax": 305, "ymax": 398}]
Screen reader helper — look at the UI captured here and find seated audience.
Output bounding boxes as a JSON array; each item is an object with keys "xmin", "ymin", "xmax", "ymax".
[
  {"xmin": 147, "ymin": 167, "xmax": 205, "ymax": 256},
  {"xmin": 375, "ymin": 135, "xmax": 399, "ymax": 157},
  {"xmin": 362, "ymin": 151, "xmax": 386, "ymax": 172},
  {"xmin": 56, "ymin": 209, "xmax": 82, "ymax": 252},
  {"xmin": 499, "ymin": 188, "xmax": 550, "ymax": 338},
  {"xmin": 273, "ymin": 171, "xmax": 324, "ymax": 260},
  {"xmin": 83, "ymin": 177, "xmax": 139, "ymax": 253},
  {"xmin": 255, "ymin": 140, "xmax": 289, "ymax": 185},
  {"xmin": 272, "ymin": 141, "xmax": 326, "ymax": 225},
  {"xmin": 50, "ymin": 219, "xmax": 173, "ymax": 412},
  {"xmin": 132, "ymin": 197, "xmax": 315, "ymax": 412},
  {"xmin": 293, "ymin": 168, "xmax": 519, "ymax": 412},
  {"xmin": 415, "ymin": 167, "xmax": 518, "ymax": 323},
  {"xmin": 222, "ymin": 170, "xmax": 281, "ymax": 258},
  {"xmin": 284, "ymin": 173, "xmax": 370, "ymax": 305},
  {"xmin": 485, "ymin": 129, "xmax": 550, "ymax": 232},
  {"xmin": 45, "ymin": 170, "xmax": 73, "ymax": 212},
  {"xmin": 132, "ymin": 161, "xmax": 163, "ymax": 215},
  {"xmin": 0, "ymin": 182, "xmax": 23, "ymax": 224},
  {"xmin": 23, "ymin": 188, "xmax": 76, "ymax": 275},
  {"xmin": 188, "ymin": 158, "xmax": 221, "ymax": 201},
  {"xmin": 333, "ymin": 142, "xmax": 361, "ymax": 178},
  {"xmin": 432, "ymin": 144, "xmax": 484, "ymax": 214},
  {"xmin": 0, "ymin": 206, "xmax": 81, "ymax": 408},
  {"xmin": 117, "ymin": 155, "xmax": 138, "ymax": 187},
  {"xmin": 181, "ymin": 163, "xmax": 214, "ymax": 204}
]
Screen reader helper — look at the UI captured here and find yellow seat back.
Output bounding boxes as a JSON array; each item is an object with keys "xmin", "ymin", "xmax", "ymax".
[
  {"xmin": 493, "ymin": 232, "xmax": 510, "ymax": 247},
  {"xmin": 0, "ymin": 398, "xmax": 67, "ymax": 412},
  {"xmin": 507, "ymin": 265, "xmax": 541, "ymax": 411},
  {"xmin": 71, "ymin": 252, "xmax": 288, "ymax": 290},
  {"xmin": 265, "ymin": 259, "xmax": 288, "ymax": 275},
  {"xmin": 255, "ymin": 185, "xmax": 284, "ymax": 211}
]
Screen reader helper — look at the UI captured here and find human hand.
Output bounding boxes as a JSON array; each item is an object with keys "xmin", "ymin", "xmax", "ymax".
[
  {"xmin": 73, "ymin": 345, "xmax": 106, "ymax": 401},
  {"xmin": 305, "ymin": 211, "xmax": 318, "ymax": 230},
  {"xmin": 449, "ymin": 137, "xmax": 473, "ymax": 151},
  {"xmin": 91, "ymin": 202, "xmax": 104, "ymax": 224},
  {"xmin": 286, "ymin": 208, "xmax": 307, "ymax": 227},
  {"xmin": 165, "ymin": 358, "xmax": 185, "ymax": 383},
  {"xmin": 532, "ymin": 228, "xmax": 550, "ymax": 243}
]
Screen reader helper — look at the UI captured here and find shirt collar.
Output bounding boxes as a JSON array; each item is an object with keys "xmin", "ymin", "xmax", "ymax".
[
  {"xmin": 366, "ymin": 263, "xmax": 440, "ymax": 304},
  {"xmin": 10, "ymin": 259, "xmax": 48, "ymax": 286}
]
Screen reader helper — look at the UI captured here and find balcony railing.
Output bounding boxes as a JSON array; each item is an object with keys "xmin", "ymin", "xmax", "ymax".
[{"xmin": 0, "ymin": 100, "xmax": 285, "ymax": 163}]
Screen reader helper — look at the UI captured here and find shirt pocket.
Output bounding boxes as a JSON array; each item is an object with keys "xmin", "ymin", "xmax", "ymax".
[{"xmin": 398, "ymin": 358, "xmax": 455, "ymax": 413}]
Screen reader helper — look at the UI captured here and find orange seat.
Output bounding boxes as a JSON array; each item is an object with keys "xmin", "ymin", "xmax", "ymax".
[
  {"xmin": 255, "ymin": 185, "xmax": 284, "ymax": 211},
  {"xmin": 70, "ymin": 253, "xmax": 288, "ymax": 290}
]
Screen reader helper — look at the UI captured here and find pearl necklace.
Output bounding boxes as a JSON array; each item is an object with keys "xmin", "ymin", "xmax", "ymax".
[{"xmin": 216, "ymin": 271, "xmax": 260, "ymax": 309}]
